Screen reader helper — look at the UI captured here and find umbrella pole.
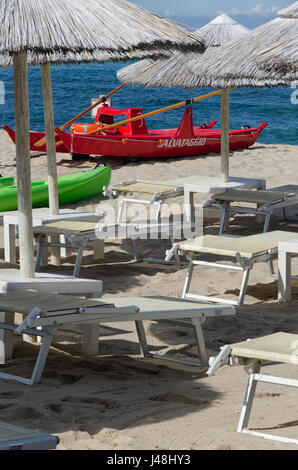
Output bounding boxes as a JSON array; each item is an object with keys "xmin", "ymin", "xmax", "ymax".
[
  {"xmin": 41, "ymin": 63, "xmax": 59, "ymax": 216},
  {"xmin": 13, "ymin": 52, "xmax": 34, "ymax": 278},
  {"xmin": 221, "ymin": 88, "xmax": 230, "ymax": 182}
]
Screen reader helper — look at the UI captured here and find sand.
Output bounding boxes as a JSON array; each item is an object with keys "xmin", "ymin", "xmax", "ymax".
[{"xmin": 0, "ymin": 128, "xmax": 298, "ymax": 450}]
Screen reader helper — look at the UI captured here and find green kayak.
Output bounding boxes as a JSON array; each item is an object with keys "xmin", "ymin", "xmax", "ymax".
[
  {"xmin": 0, "ymin": 166, "xmax": 111, "ymax": 212},
  {"xmin": 0, "ymin": 176, "xmax": 14, "ymax": 188}
]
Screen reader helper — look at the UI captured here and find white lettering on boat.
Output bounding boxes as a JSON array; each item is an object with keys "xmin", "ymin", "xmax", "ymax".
[{"xmin": 157, "ymin": 138, "xmax": 207, "ymax": 149}]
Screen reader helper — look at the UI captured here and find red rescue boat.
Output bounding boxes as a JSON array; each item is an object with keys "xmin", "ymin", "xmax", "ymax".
[
  {"xmin": 55, "ymin": 104, "xmax": 267, "ymax": 159},
  {"xmin": 2, "ymin": 103, "xmax": 267, "ymax": 159},
  {"xmin": 2, "ymin": 125, "xmax": 69, "ymax": 154}
]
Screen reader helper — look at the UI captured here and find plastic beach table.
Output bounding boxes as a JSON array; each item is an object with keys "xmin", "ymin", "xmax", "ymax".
[
  {"xmin": 278, "ymin": 239, "xmax": 298, "ymax": 302},
  {"xmin": 0, "ymin": 422, "xmax": 59, "ymax": 450},
  {"xmin": 3, "ymin": 208, "xmax": 104, "ymax": 265},
  {"xmin": 0, "ymin": 268, "xmax": 103, "ymax": 363},
  {"xmin": 182, "ymin": 176, "xmax": 266, "ymax": 222}
]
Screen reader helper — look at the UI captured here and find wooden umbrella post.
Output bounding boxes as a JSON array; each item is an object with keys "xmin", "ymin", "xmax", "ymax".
[
  {"xmin": 41, "ymin": 63, "xmax": 59, "ymax": 216},
  {"xmin": 221, "ymin": 88, "xmax": 230, "ymax": 183},
  {"xmin": 41, "ymin": 63, "xmax": 60, "ymax": 266},
  {"xmin": 13, "ymin": 52, "xmax": 34, "ymax": 278}
]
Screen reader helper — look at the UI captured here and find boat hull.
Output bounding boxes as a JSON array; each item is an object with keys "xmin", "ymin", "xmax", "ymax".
[
  {"xmin": 2, "ymin": 125, "xmax": 69, "ymax": 153},
  {"xmin": 0, "ymin": 167, "xmax": 111, "ymax": 212},
  {"xmin": 56, "ymin": 123, "xmax": 268, "ymax": 159}
]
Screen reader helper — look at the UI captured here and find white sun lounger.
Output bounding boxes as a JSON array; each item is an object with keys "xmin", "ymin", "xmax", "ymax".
[
  {"xmin": 165, "ymin": 230, "xmax": 298, "ymax": 306},
  {"xmin": 205, "ymin": 188, "xmax": 298, "ymax": 235},
  {"xmin": 104, "ymin": 180, "xmax": 184, "ymax": 222},
  {"xmin": 33, "ymin": 219, "xmax": 192, "ymax": 275},
  {"xmin": 207, "ymin": 332, "xmax": 298, "ymax": 445},
  {"xmin": 0, "ymin": 291, "xmax": 235, "ymax": 385},
  {"xmin": 0, "ymin": 422, "xmax": 59, "ymax": 450}
]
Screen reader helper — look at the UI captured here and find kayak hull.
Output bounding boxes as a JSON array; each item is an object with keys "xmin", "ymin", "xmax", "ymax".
[{"xmin": 0, "ymin": 167, "xmax": 111, "ymax": 212}]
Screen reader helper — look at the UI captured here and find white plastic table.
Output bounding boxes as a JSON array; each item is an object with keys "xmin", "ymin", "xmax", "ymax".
[
  {"xmin": 0, "ymin": 268, "xmax": 103, "ymax": 363},
  {"xmin": 278, "ymin": 239, "xmax": 298, "ymax": 302},
  {"xmin": 3, "ymin": 208, "xmax": 104, "ymax": 265},
  {"xmin": 183, "ymin": 176, "xmax": 266, "ymax": 222}
]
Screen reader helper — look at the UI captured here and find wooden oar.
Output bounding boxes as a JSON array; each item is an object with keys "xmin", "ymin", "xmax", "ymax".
[
  {"xmin": 84, "ymin": 88, "xmax": 233, "ymax": 136},
  {"xmin": 35, "ymin": 83, "xmax": 125, "ymax": 148}
]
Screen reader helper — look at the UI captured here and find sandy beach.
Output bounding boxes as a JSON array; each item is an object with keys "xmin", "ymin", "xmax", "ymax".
[{"xmin": 0, "ymin": 128, "xmax": 298, "ymax": 450}]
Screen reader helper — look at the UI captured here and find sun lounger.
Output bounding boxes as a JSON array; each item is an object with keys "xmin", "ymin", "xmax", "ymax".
[
  {"xmin": 33, "ymin": 219, "xmax": 193, "ymax": 275},
  {"xmin": 0, "ymin": 422, "xmax": 59, "ymax": 450},
  {"xmin": 207, "ymin": 332, "xmax": 298, "ymax": 445},
  {"xmin": 165, "ymin": 230, "xmax": 298, "ymax": 306},
  {"xmin": 0, "ymin": 291, "xmax": 235, "ymax": 385},
  {"xmin": 205, "ymin": 188, "xmax": 298, "ymax": 235},
  {"xmin": 104, "ymin": 180, "xmax": 184, "ymax": 222}
]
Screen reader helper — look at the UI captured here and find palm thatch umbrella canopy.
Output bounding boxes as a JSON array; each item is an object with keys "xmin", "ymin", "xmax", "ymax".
[
  {"xmin": 186, "ymin": 2, "xmax": 298, "ymax": 87},
  {"xmin": 117, "ymin": 13, "xmax": 249, "ymax": 88},
  {"xmin": 256, "ymin": 35, "xmax": 298, "ymax": 77},
  {"xmin": 179, "ymin": 2, "xmax": 298, "ymax": 181},
  {"xmin": 0, "ymin": 0, "xmax": 206, "ymax": 279},
  {"xmin": 0, "ymin": 0, "xmax": 205, "ymax": 56},
  {"xmin": 199, "ymin": 13, "xmax": 249, "ymax": 46}
]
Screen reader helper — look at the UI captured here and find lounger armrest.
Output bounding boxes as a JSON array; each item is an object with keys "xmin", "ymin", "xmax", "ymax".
[
  {"xmin": 207, "ymin": 345, "xmax": 231, "ymax": 376},
  {"xmin": 15, "ymin": 307, "xmax": 43, "ymax": 334},
  {"xmin": 203, "ymin": 199, "xmax": 217, "ymax": 208}
]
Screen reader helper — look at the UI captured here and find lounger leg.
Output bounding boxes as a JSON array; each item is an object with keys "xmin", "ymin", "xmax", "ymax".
[
  {"xmin": 0, "ymin": 311, "xmax": 14, "ymax": 364},
  {"xmin": 268, "ymin": 259, "xmax": 275, "ymax": 277},
  {"xmin": 192, "ymin": 317, "xmax": 208, "ymax": 365},
  {"xmin": 219, "ymin": 204, "xmax": 230, "ymax": 236},
  {"xmin": 130, "ymin": 239, "xmax": 143, "ymax": 262},
  {"xmin": 34, "ymin": 235, "xmax": 43, "ymax": 272},
  {"xmin": 29, "ymin": 328, "xmax": 56, "ymax": 385},
  {"xmin": 263, "ymin": 212, "xmax": 271, "ymax": 233},
  {"xmin": 117, "ymin": 197, "xmax": 126, "ymax": 223},
  {"xmin": 238, "ymin": 268, "xmax": 251, "ymax": 306},
  {"xmin": 237, "ymin": 362, "xmax": 261, "ymax": 433},
  {"xmin": 182, "ymin": 260, "xmax": 195, "ymax": 299},
  {"xmin": 135, "ymin": 321, "xmax": 150, "ymax": 357},
  {"xmin": 73, "ymin": 245, "xmax": 84, "ymax": 277}
]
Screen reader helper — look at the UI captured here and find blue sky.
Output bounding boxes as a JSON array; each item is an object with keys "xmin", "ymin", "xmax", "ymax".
[{"xmin": 133, "ymin": 1, "xmax": 292, "ymax": 28}]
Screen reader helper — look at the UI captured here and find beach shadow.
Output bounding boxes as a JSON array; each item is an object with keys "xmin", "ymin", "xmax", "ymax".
[{"xmin": 0, "ymin": 338, "xmax": 219, "ymax": 440}]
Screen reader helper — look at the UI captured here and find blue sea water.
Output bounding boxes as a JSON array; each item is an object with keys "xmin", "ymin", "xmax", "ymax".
[{"xmin": 0, "ymin": 62, "xmax": 297, "ymax": 145}]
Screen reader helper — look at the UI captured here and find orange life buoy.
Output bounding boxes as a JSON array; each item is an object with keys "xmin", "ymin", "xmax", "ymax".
[{"xmin": 71, "ymin": 123, "xmax": 99, "ymax": 135}]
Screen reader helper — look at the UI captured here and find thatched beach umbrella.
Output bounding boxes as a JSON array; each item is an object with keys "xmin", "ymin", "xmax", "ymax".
[
  {"xmin": 117, "ymin": 14, "xmax": 249, "ymax": 88},
  {"xmin": 256, "ymin": 35, "xmax": 298, "ymax": 77},
  {"xmin": 186, "ymin": 2, "xmax": 298, "ymax": 87},
  {"xmin": 0, "ymin": 0, "xmax": 206, "ymax": 278},
  {"xmin": 180, "ymin": 2, "xmax": 298, "ymax": 180},
  {"xmin": 117, "ymin": 14, "xmax": 250, "ymax": 182}
]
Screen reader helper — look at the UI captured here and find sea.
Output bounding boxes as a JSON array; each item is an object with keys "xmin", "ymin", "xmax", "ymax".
[{"xmin": 0, "ymin": 62, "xmax": 297, "ymax": 146}]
